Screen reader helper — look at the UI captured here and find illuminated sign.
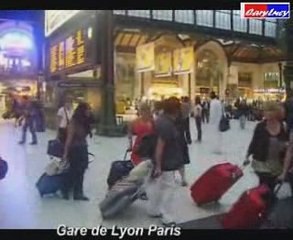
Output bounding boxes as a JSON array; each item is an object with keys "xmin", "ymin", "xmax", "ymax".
[
  {"xmin": 45, "ymin": 10, "xmax": 81, "ymax": 37},
  {"xmin": 0, "ymin": 20, "xmax": 36, "ymax": 75},
  {"xmin": 49, "ymin": 27, "xmax": 92, "ymax": 75}
]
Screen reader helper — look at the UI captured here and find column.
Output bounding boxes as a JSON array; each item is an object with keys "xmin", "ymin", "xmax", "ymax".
[
  {"xmin": 284, "ymin": 16, "xmax": 293, "ymax": 98},
  {"xmin": 97, "ymin": 10, "xmax": 124, "ymax": 136}
]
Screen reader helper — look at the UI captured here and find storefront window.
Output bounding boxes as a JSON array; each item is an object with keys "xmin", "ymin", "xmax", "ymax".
[
  {"xmin": 264, "ymin": 19, "xmax": 277, "ymax": 37},
  {"xmin": 152, "ymin": 10, "xmax": 172, "ymax": 21},
  {"xmin": 233, "ymin": 10, "xmax": 247, "ymax": 32},
  {"xmin": 115, "ymin": 53, "xmax": 136, "ymax": 100},
  {"xmin": 174, "ymin": 10, "xmax": 194, "ymax": 24},
  {"xmin": 249, "ymin": 19, "xmax": 263, "ymax": 35},
  {"xmin": 127, "ymin": 10, "xmax": 150, "ymax": 18},
  {"xmin": 196, "ymin": 10, "xmax": 213, "ymax": 27},
  {"xmin": 215, "ymin": 10, "xmax": 231, "ymax": 30},
  {"xmin": 238, "ymin": 72, "xmax": 252, "ymax": 87}
]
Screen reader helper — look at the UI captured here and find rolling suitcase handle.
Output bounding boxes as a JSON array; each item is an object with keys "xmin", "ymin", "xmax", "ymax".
[{"xmin": 124, "ymin": 149, "xmax": 132, "ymax": 161}]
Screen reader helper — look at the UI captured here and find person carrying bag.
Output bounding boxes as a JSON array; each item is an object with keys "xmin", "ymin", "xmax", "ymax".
[{"xmin": 57, "ymin": 107, "xmax": 70, "ymax": 144}]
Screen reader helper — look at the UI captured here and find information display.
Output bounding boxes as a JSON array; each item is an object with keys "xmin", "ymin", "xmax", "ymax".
[{"xmin": 49, "ymin": 27, "xmax": 92, "ymax": 75}]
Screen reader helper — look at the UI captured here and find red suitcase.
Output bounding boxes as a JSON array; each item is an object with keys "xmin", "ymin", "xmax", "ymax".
[
  {"xmin": 190, "ymin": 163, "xmax": 243, "ymax": 205},
  {"xmin": 221, "ymin": 184, "xmax": 271, "ymax": 229}
]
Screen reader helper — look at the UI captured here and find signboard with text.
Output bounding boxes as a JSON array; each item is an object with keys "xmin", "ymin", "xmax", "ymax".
[
  {"xmin": 136, "ymin": 42, "xmax": 155, "ymax": 72},
  {"xmin": 48, "ymin": 25, "xmax": 93, "ymax": 76},
  {"xmin": 155, "ymin": 51, "xmax": 172, "ymax": 77},
  {"xmin": 173, "ymin": 47, "xmax": 194, "ymax": 75}
]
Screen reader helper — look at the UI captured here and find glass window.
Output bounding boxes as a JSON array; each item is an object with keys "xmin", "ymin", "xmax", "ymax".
[
  {"xmin": 233, "ymin": 10, "xmax": 247, "ymax": 32},
  {"xmin": 215, "ymin": 10, "xmax": 231, "ymax": 30},
  {"xmin": 113, "ymin": 10, "xmax": 126, "ymax": 15},
  {"xmin": 249, "ymin": 19, "xmax": 263, "ymax": 35},
  {"xmin": 127, "ymin": 10, "xmax": 150, "ymax": 18},
  {"xmin": 196, "ymin": 10, "xmax": 213, "ymax": 27},
  {"xmin": 152, "ymin": 10, "xmax": 173, "ymax": 21},
  {"xmin": 174, "ymin": 10, "xmax": 194, "ymax": 24},
  {"xmin": 264, "ymin": 20, "xmax": 277, "ymax": 37}
]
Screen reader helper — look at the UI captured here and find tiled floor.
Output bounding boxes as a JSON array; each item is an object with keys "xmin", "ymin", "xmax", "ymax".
[{"xmin": 0, "ymin": 119, "xmax": 265, "ymax": 229}]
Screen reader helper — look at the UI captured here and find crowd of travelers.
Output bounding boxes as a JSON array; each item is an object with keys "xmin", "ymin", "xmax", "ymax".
[{"xmin": 1, "ymin": 91, "xmax": 293, "ymax": 228}]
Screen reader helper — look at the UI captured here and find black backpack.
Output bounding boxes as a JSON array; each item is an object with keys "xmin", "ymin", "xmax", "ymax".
[{"xmin": 135, "ymin": 133, "xmax": 158, "ymax": 159}]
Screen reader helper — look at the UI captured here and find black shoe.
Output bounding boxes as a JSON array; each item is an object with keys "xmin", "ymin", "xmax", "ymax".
[
  {"xmin": 18, "ymin": 141, "xmax": 25, "ymax": 145},
  {"xmin": 74, "ymin": 195, "xmax": 89, "ymax": 201},
  {"xmin": 30, "ymin": 142, "xmax": 37, "ymax": 145},
  {"xmin": 61, "ymin": 191, "xmax": 70, "ymax": 200}
]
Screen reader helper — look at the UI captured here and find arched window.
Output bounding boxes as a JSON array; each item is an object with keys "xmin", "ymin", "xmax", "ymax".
[
  {"xmin": 233, "ymin": 10, "xmax": 247, "ymax": 32},
  {"xmin": 249, "ymin": 19, "xmax": 262, "ymax": 35},
  {"xmin": 196, "ymin": 10, "xmax": 213, "ymax": 27},
  {"xmin": 264, "ymin": 19, "xmax": 277, "ymax": 37},
  {"xmin": 174, "ymin": 10, "xmax": 194, "ymax": 24},
  {"xmin": 215, "ymin": 10, "xmax": 231, "ymax": 30},
  {"xmin": 127, "ymin": 10, "xmax": 150, "ymax": 18},
  {"xmin": 152, "ymin": 10, "xmax": 172, "ymax": 21}
]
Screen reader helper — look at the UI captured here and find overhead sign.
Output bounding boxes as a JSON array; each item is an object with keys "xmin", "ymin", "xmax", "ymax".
[
  {"xmin": 136, "ymin": 42, "xmax": 155, "ymax": 72},
  {"xmin": 49, "ymin": 25, "xmax": 93, "ymax": 75},
  {"xmin": 173, "ymin": 47, "xmax": 194, "ymax": 75},
  {"xmin": 45, "ymin": 10, "xmax": 81, "ymax": 37},
  {"xmin": 155, "ymin": 51, "xmax": 172, "ymax": 77}
]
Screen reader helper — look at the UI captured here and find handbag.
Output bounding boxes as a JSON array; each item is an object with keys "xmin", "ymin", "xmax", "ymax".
[
  {"xmin": 45, "ymin": 159, "xmax": 69, "ymax": 176},
  {"xmin": 219, "ymin": 105, "xmax": 230, "ymax": 132},
  {"xmin": 47, "ymin": 139, "xmax": 64, "ymax": 158}
]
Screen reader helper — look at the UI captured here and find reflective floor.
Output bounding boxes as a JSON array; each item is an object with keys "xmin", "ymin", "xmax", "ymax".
[{"xmin": 0, "ymin": 119, "xmax": 290, "ymax": 229}]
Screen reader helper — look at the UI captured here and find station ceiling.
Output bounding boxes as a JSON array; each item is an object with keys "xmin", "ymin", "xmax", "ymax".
[{"xmin": 114, "ymin": 29, "xmax": 285, "ymax": 64}]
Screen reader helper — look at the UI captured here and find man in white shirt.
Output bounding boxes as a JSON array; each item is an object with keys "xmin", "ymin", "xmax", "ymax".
[
  {"xmin": 209, "ymin": 92, "xmax": 223, "ymax": 154},
  {"xmin": 56, "ymin": 98, "xmax": 73, "ymax": 143}
]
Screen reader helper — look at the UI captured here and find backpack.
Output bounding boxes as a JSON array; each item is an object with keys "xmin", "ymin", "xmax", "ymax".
[{"xmin": 135, "ymin": 133, "xmax": 158, "ymax": 159}]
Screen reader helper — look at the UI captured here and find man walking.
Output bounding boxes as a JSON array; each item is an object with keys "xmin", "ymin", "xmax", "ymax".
[
  {"xmin": 56, "ymin": 97, "xmax": 74, "ymax": 143},
  {"xmin": 147, "ymin": 97, "xmax": 184, "ymax": 226},
  {"xmin": 19, "ymin": 96, "xmax": 37, "ymax": 145},
  {"xmin": 209, "ymin": 92, "xmax": 223, "ymax": 154}
]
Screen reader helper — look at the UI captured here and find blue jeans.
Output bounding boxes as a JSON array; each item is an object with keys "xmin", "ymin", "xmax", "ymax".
[{"xmin": 21, "ymin": 118, "xmax": 37, "ymax": 143}]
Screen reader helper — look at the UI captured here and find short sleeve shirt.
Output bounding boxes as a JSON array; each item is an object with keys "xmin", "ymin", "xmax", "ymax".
[
  {"xmin": 57, "ymin": 107, "xmax": 73, "ymax": 128},
  {"xmin": 155, "ymin": 115, "xmax": 184, "ymax": 171}
]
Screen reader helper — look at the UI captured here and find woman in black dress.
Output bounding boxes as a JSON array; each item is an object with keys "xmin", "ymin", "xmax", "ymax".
[
  {"xmin": 175, "ymin": 108, "xmax": 190, "ymax": 186},
  {"xmin": 61, "ymin": 102, "xmax": 92, "ymax": 200}
]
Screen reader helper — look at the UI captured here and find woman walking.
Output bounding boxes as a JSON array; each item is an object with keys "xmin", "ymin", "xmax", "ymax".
[
  {"xmin": 61, "ymin": 102, "xmax": 92, "ymax": 200},
  {"xmin": 194, "ymin": 96, "xmax": 202, "ymax": 142},
  {"xmin": 128, "ymin": 103, "xmax": 155, "ymax": 166},
  {"xmin": 244, "ymin": 102, "xmax": 293, "ymax": 194},
  {"xmin": 175, "ymin": 108, "xmax": 190, "ymax": 186}
]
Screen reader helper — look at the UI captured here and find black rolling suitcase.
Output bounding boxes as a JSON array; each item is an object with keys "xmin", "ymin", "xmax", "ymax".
[
  {"xmin": 36, "ymin": 173, "xmax": 67, "ymax": 197},
  {"xmin": 107, "ymin": 150, "xmax": 134, "ymax": 189}
]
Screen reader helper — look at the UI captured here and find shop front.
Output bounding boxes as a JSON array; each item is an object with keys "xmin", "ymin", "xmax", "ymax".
[
  {"xmin": 114, "ymin": 33, "xmax": 194, "ymax": 113},
  {"xmin": 44, "ymin": 10, "xmax": 285, "ymax": 135}
]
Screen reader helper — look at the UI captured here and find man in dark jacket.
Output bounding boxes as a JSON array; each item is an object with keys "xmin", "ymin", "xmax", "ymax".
[{"xmin": 19, "ymin": 96, "xmax": 37, "ymax": 145}]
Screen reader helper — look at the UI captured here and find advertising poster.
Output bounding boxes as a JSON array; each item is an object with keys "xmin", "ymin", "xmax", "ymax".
[
  {"xmin": 155, "ymin": 51, "xmax": 172, "ymax": 77},
  {"xmin": 136, "ymin": 42, "xmax": 155, "ymax": 72},
  {"xmin": 173, "ymin": 46, "xmax": 194, "ymax": 75}
]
